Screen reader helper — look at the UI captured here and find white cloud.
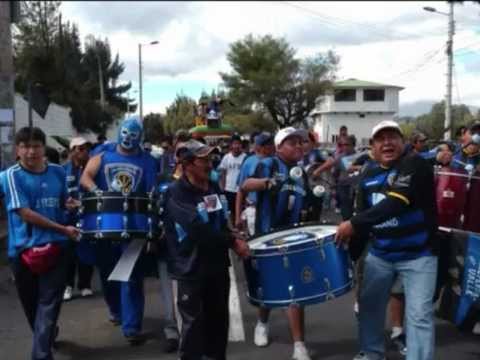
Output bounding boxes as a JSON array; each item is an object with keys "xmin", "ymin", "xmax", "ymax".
[{"xmin": 60, "ymin": 0, "xmax": 480, "ymax": 115}]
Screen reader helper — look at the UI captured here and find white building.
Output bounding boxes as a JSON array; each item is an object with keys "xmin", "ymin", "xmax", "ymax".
[{"xmin": 312, "ymin": 79, "xmax": 404, "ymax": 146}]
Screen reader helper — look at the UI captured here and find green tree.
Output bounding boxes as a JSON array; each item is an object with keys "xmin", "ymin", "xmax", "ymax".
[
  {"xmin": 143, "ymin": 113, "xmax": 165, "ymax": 143},
  {"xmin": 220, "ymin": 34, "xmax": 339, "ymax": 128},
  {"xmin": 163, "ymin": 94, "xmax": 197, "ymax": 135},
  {"xmin": 415, "ymin": 101, "xmax": 475, "ymax": 140}
]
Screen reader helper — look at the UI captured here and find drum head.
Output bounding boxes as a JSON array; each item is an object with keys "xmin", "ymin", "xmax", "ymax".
[{"xmin": 249, "ymin": 224, "xmax": 337, "ymax": 251}]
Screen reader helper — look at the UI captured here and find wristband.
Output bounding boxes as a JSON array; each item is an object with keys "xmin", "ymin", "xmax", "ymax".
[{"xmin": 90, "ymin": 185, "xmax": 99, "ymax": 192}]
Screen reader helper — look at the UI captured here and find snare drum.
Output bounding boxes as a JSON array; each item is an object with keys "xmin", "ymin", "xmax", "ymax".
[
  {"xmin": 434, "ymin": 167, "xmax": 468, "ymax": 229},
  {"xmin": 244, "ymin": 224, "xmax": 354, "ymax": 308},
  {"xmin": 434, "ymin": 167, "xmax": 480, "ymax": 233},
  {"xmin": 78, "ymin": 191, "xmax": 159, "ymax": 241}
]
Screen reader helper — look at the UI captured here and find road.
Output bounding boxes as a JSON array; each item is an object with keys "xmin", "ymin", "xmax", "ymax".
[{"xmin": 0, "ymin": 246, "xmax": 479, "ymax": 360}]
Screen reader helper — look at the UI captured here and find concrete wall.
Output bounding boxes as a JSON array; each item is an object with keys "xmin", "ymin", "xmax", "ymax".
[
  {"xmin": 313, "ymin": 112, "xmax": 396, "ymax": 146},
  {"xmin": 316, "ymin": 88, "xmax": 400, "ymax": 114}
]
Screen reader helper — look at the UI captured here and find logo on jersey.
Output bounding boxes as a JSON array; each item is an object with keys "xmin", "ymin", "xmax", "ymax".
[{"xmin": 105, "ymin": 163, "xmax": 143, "ymax": 193}]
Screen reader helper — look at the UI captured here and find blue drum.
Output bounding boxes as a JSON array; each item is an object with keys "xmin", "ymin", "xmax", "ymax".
[
  {"xmin": 78, "ymin": 191, "xmax": 159, "ymax": 241},
  {"xmin": 244, "ymin": 224, "xmax": 354, "ymax": 308}
]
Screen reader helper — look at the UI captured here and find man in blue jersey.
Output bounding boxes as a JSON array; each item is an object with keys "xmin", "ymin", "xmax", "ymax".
[
  {"xmin": 80, "ymin": 116, "xmax": 159, "ymax": 345},
  {"xmin": 336, "ymin": 120, "xmax": 438, "ymax": 360},
  {"xmin": 242, "ymin": 127, "xmax": 313, "ymax": 360},
  {"xmin": 234, "ymin": 132, "xmax": 275, "ymax": 232},
  {"xmin": 2, "ymin": 127, "xmax": 79, "ymax": 360},
  {"xmin": 63, "ymin": 137, "xmax": 94, "ymax": 301}
]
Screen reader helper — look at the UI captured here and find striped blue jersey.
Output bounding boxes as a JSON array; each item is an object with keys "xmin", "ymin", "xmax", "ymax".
[
  {"xmin": 254, "ymin": 156, "xmax": 309, "ymax": 234},
  {"xmin": 3, "ymin": 163, "xmax": 68, "ymax": 258}
]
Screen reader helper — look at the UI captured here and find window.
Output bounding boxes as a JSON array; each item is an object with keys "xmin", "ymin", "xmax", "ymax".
[
  {"xmin": 334, "ymin": 89, "xmax": 356, "ymax": 102},
  {"xmin": 363, "ymin": 89, "xmax": 385, "ymax": 101}
]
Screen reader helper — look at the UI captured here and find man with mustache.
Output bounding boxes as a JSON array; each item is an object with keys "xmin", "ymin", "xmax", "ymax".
[{"xmin": 336, "ymin": 120, "xmax": 438, "ymax": 360}]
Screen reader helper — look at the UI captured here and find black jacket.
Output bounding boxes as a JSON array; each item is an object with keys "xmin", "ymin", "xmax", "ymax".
[{"xmin": 163, "ymin": 176, "xmax": 234, "ymax": 280}]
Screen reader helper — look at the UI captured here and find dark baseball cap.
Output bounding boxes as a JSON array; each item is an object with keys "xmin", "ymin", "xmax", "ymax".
[
  {"xmin": 175, "ymin": 139, "xmax": 215, "ymax": 160},
  {"xmin": 255, "ymin": 132, "xmax": 274, "ymax": 146},
  {"xmin": 469, "ymin": 122, "xmax": 480, "ymax": 134}
]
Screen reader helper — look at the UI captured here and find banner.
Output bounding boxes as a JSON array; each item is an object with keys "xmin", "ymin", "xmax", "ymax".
[{"xmin": 455, "ymin": 231, "xmax": 480, "ymax": 326}]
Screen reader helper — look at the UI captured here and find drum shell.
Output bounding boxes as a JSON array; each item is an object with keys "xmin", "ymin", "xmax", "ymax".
[
  {"xmin": 244, "ymin": 225, "xmax": 354, "ymax": 308},
  {"xmin": 462, "ymin": 172, "xmax": 480, "ymax": 233},
  {"xmin": 434, "ymin": 168, "xmax": 468, "ymax": 229},
  {"xmin": 78, "ymin": 192, "xmax": 159, "ymax": 241}
]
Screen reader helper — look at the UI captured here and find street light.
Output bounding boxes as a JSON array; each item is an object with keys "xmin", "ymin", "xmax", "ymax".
[
  {"xmin": 138, "ymin": 40, "xmax": 159, "ymax": 121},
  {"xmin": 423, "ymin": 4, "xmax": 454, "ymax": 140}
]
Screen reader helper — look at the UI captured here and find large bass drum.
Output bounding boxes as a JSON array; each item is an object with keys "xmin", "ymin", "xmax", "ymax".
[
  {"xmin": 78, "ymin": 191, "xmax": 159, "ymax": 241},
  {"xmin": 243, "ymin": 224, "xmax": 354, "ymax": 308}
]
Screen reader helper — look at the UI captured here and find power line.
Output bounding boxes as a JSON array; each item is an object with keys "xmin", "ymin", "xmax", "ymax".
[{"xmin": 281, "ymin": 1, "xmax": 415, "ymax": 43}]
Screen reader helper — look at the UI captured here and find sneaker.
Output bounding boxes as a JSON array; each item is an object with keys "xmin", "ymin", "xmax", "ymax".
[
  {"xmin": 63, "ymin": 286, "xmax": 73, "ymax": 301},
  {"xmin": 353, "ymin": 301, "xmax": 359, "ymax": 318},
  {"xmin": 125, "ymin": 333, "xmax": 146, "ymax": 346},
  {"xmin": 353, "ymin": 352, "xmax": 386, "ymax": 360},
  {"xmin": 391, "ymin": 333, "xmax": 407, "ymax": 356},
  {"xmin": 109, "ymin": 315, "xmax": 121, "ymax": 326},
  {"xmin": 472, "ymin": 321, "xmax": 480, "ymax": 335},
  {"xmin": 254, "ymin": 321, "xmax": 269, "ymax": 347},
  {"xmin": 80, "ymin": 288, "xmax": 93, "ymax": 297},
  {"xmin": 292, "ymin": 342, "xmax": 311, "ymax": 360},
  {"xmin": 163, "ymin": 337, "xmax": 179, "ymax": 353}
]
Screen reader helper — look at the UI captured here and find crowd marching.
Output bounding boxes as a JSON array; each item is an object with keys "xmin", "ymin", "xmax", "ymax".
[{"xmin": 1, "ymin": 113, "xmax": 480, "ymax": 360}]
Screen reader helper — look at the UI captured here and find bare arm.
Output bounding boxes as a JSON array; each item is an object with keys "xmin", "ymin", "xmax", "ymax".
[
  {"xmin": 312, "ymin": 157, "xmax": 335, "ymax": 178},
  {"xmin": 80, "ymin": 154, "xmax": 102, "ymax": 191},
  {"xmin": 241, "ymin": 178, "xmax": 269, "ymax": 193},
  {"xmin": 235, "ymin": 190, "xmax": 246, "ymax": 228},
  {"xmin": 16, "ymin": 208, "xmax": 79, "ymax": 239}
]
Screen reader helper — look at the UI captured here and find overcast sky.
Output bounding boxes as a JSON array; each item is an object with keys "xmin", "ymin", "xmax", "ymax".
[{"xmin": 60, "ymin": 1, "xmax": 480, "ymax": 116}]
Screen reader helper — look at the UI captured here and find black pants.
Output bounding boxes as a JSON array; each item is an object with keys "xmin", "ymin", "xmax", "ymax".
[
  {"xmin": 337, "ymin": 184, "xmax": 354, "ymax": 221},
  {"xmin": 65, "ymin": 243, "xmax": 94, "ymax": 290},
  {"xmin": 10, "ymin": 247, "xmax": 68, "ymax": 360},
  {"xmin": 177, "ymin": 270, "xmax": 230, "ymax": 360},
  {"xmin": 225, "ymin": 191, "xmax": 236, "ymax": 222}
]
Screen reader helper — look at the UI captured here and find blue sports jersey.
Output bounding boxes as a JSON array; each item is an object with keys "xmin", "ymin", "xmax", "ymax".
[
  {"xmin": 254, "ymin": 156, "xmax": 309, "ymax": 234},
  {"xmin": 63, "ymin": 161, "xmax": 83, "ymax": 225},
  {"xmin": 236, "ymin": 154, "xmax": 263, "ymax": 204},
  {"xmin": 3, "ymin": 163, "xmax": 68, "ymax": 258},
  {"xmin": 450, "ymin": 149, "xmax": 480, "ymax": 171},
  {"xmin": 95, "ymin": 148, "xmax": 159, "ymax": 193}
]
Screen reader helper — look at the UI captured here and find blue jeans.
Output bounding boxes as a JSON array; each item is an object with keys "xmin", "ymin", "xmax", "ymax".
[{"xmin": 358, "ymin": 253, "xmax": 437, "ymax": 360}]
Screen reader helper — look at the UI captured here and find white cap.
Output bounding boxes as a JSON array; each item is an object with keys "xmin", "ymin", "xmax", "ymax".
[
  {"xmin": 69, "ymin": 137, "xmax": 88, "ymax": 150},
  {"xmin": 274, "ymin": 127, "xmax": 308, "ymax": 148},
  {"xmin": 371, "ymin": 120, "xmax": 403, "ymax": 139}
]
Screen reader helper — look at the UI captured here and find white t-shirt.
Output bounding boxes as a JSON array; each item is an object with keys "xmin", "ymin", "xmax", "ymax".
[{"xmin": 218, "ymin": 152, "xmax": 246, "ymax": 192}]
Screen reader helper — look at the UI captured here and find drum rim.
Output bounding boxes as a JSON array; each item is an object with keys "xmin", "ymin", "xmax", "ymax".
[
  {"xmin": 81, "ymin": 191, "xmax": 156, "ymax": 200},
  {"xmin": 248, "ymin": 221, "xmax": 338, "ymax": 254},
  {"xmin": 246, "ymin": 281, "xmax": 353, "ymax": 305}
]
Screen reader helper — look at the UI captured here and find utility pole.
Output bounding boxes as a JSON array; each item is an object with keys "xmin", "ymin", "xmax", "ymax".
[
  {"xmin": 138, "ymin": 43, "xmax": 143, "ymax": 121},
  {"xmin": 445, "ymin": 1, "xmax": 454, "ymax": 141},
  {"xmin": 0, "ymin": 1, "xmax": 16, "ymax": 169}
]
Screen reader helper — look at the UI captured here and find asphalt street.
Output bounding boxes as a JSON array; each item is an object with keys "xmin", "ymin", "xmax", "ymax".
[{"xmin": 0, "ymin": 250, "xmax": 479, "ymax": 360}]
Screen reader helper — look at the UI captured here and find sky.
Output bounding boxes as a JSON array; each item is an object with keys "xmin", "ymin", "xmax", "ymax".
[{"xmin": 60, "ymin": 1, "xmax": 480, "ymax": 116}]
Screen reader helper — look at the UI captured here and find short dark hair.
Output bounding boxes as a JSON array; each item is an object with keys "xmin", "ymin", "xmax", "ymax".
[
  {"xmin": 15, "ymin": 127, "xmax": 46, "ymax": 146},
  {"xmin": 347, "ymin": 135, "xmax": 356, "ymax": 147},
  {"xmin": 97, "ymin": 134, "xmax": 107, "ymax": 142}
]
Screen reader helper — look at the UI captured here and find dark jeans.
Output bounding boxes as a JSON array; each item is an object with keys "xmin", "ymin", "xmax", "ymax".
[
  {"xmin": 225, "ymin": 191, "xmax": 236, "ymax": 222},
  {"xmin": 66, "ymin": 242, "xmax": 94, "ymax": 290},
  {"xmin": 10, "ymin": 246, "xmax": 68, "ymax": 360},
  {"xmin": 177, "ymin": 270, "xmax": 230, "ymax": 360},
  {"xmin": 337, "ymin": 184, "xmax": 354, "ymax": 221}
]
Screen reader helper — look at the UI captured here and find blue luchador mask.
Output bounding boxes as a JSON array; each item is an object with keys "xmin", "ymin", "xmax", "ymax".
[{"xmin": 118, "ymin": 117, "xmax": 143, "ymax": 150}]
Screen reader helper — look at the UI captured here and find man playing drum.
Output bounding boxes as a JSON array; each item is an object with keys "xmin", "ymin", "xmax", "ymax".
[
  {"xmin": 80, "ymin": 116, "xmax": 159, "ymax": 345},
  {"xmin": 336, "ymin": 120, "xmax": 438, "ymax": 360},
  {"xmin": 242, "ymin": 127, "xmax": 313, "ymax": 360}
]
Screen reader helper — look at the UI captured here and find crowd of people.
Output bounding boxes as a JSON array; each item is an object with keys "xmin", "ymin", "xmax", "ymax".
[{"xmin": 1, "ymin": 116, "xmax": 479, "ymax": 360}]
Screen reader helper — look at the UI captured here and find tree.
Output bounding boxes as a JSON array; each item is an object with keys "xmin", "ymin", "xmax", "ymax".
[
  {"xmin": 220, "ymin": 34, "xmax": 339, "ymax": 128},
  {"xmin": 414, "ymin": 101, "xmax": 475, "ymax": 140},
  {"xmin": 13, "ymin": 2, "xmax": 131, "ymax": 134},
  {"xmin": 143, "ymin": 113, "xmax": 165, "ymax": 143},
  {"xmin": 162, "ymin": 94, "xmax": 197, "ymax": 135}
]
